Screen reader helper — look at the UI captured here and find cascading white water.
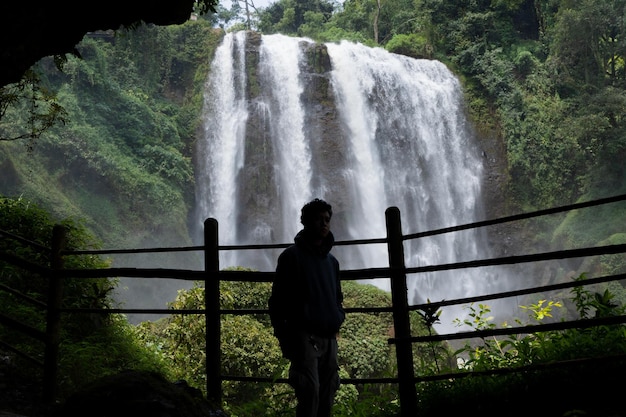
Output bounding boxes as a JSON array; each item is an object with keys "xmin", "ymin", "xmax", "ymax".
[
  {"xmin": 195, "ymin": 31, "xmax": 248, "ymax": 268},
  {"xmin": 195, "ymin": 32, "xmax": 512, "ymax": 332}
]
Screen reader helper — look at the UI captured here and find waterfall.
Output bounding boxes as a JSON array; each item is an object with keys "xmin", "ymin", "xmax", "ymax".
[{"xmin": 195, "ymin": 32, "xmax": 511, "ymax": 332}]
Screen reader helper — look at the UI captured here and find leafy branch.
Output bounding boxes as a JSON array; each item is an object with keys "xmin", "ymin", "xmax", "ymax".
[{"xmin": 0, "ymin": 69, "xmax": 67, "ymax": 149}]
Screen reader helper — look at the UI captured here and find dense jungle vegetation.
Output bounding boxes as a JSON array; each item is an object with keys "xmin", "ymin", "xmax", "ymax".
[
  {"xmin": 1, "ymin": 0, "xmax": 626, "ymax": 416},
  {"xmin": 2, "ymin": 196, "xmax": 626, "ymax": 417},
  {"xmin": 1, "ymin": 0, "xmax": 625, "ymax": 252}
]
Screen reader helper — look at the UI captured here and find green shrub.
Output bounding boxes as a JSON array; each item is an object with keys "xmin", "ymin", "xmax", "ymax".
[
  {"xmin": 0, "ymin": 196, "xmax": 168, "ymax": 398},
  {"xmin": 385, "ymin": 33, "xmax": 433, "ymax": 59}
]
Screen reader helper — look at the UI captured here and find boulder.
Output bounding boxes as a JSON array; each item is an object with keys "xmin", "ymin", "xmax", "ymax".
[{"xmin": 58, "ymin": 370, "xmax": 227, "ymax": 417}]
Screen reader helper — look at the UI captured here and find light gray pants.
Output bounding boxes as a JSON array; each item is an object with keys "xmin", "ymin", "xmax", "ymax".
[{"xmin": 288, "ymin": 332, "xmax": 340, "ymax": 417}]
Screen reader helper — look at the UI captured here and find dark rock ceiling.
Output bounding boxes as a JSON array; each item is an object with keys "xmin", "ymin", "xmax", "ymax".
[{"xmin": 0, "ymin": 0, "xmax": 201, "ymax": 88}]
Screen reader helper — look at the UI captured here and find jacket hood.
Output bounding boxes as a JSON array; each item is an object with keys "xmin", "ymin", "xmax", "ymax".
[{"xmin": 294, "ymin": 228, "xmax": 335, "ymax": 255}]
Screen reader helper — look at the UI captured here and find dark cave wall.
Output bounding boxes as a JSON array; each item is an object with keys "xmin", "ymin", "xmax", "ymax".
[{"xmin": 0, "ymin": 0, "xmax": 199, "ymax": 88}]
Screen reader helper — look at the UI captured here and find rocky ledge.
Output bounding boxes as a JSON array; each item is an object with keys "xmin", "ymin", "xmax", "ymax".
[{"xmin": 1, "ymin": 358, "xmax": 227, "ymax": 417}]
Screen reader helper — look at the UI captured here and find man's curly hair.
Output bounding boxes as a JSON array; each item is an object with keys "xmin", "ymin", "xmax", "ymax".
[{"xmin": 300, "ymin": 198, "xmax": 332, "ymax": 227}]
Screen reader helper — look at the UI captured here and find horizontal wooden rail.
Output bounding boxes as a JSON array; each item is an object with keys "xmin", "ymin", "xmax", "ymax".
[
  {"xmin": 394, "ymin": 314, "xmax": 626, "ymax": 344},
  {"xmin": 221, "ymin": 374, "xmax": 398, "ymax": 384},
  {"xmin": 0, "ymin": 339, "xmax": 44, "ymax": 367},
  {"xmin": 0, "ymin": 251, "xmax": 48, "ymax": 275},
  {"xmin": 403, "ymin": 193, "xmax": 626, "ymax": 241},
  {"xmin": 0, "ymin": 283, "xmax": 47, "ymax": 309},
  {"xmin": 0, "ymin": 229, "xmax": 49, "ymax": 252},
  {"xmin": 404, "ymin": 243, "xmax": 626, "ymax": 274},
  {"xmin": 0, "ymin": 312, "xmax": 46, "ymax": 342},
  {"xmin": 1, "ymin": 194, "xmax": 626, "ymax": 415},
  {"xmin": 411, "ymin": 272, "xmax": 626, "ymax": 311}
]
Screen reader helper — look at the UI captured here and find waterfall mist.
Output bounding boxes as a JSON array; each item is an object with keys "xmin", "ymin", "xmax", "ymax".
[{"xmin": 195, "ymin": 32, "xmax": 517, "ymax": 333}]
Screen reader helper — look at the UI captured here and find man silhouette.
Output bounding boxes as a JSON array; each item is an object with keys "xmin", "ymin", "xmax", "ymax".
[{"xmin": 269, "ymin": 198, "xmax": 345, "ymax": 417}]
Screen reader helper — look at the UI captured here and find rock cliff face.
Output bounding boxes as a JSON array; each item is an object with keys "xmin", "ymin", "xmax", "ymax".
[
  {"xmin": 234, "ymin": 32, "xmax": 353, "ymax": 239},
  {"xmin": 298, "ymin": 42, "xmax": 355, "ymax": 216}
]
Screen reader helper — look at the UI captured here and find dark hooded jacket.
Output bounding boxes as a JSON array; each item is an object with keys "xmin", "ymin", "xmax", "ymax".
[{"xmin": 269, "ymin": 229, "xmax": 345, "ymax": 342}]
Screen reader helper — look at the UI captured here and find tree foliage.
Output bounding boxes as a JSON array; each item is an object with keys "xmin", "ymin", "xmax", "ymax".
[
  {"xmin": 3, "ymin": 2, "xmax": 626, "ymax": 417},
  {"xmin": 0, "ymin": 69, "xmax": 67, "ymax": 145},
  {"xmin": 0, "ymin": 196, "xmax": 168, "ymax": 397},
  {"xmin": 417, "ymin": 275, "xmax": 626, "ymax": 417},
  {"xmin": 3, "ymin": 0, "xmax": 624, "ymax": 257},
  {"xmin": 136, "ymin": 277, "xmax": 431, "ymax": 415},
  {"xmin": 206, "ymin": 0, "xmax": 626, "ymax": 240},
  {"xmin": 1, "ymin": 22, "xmax": 225, "ymax": 249}
]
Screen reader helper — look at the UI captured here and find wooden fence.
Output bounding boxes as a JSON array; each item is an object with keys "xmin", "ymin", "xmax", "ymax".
[{"xmin": 1, "ymin": 194, "xmax": 626, "ymax": 417}]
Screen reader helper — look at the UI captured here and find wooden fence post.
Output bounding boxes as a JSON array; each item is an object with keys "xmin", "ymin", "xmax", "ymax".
[
  {"xmin": 204, "ymin": 218, "xmax": 222, "ymax": 406},
  {"xmin": 43, "ymin": 224, "xmax": 65, "ymax": 403},
  {"xmin": 385, "ymin": 207, "xmax": 418, "ymax": 417}
]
